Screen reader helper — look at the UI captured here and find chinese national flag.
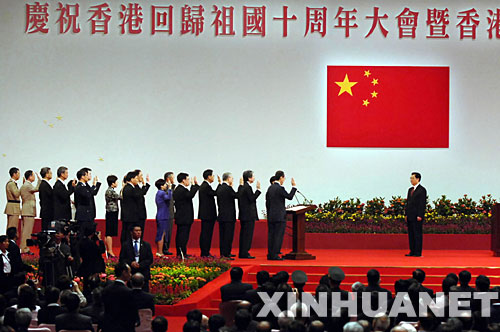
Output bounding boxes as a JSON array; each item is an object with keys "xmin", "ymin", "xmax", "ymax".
[{"xmin": 327, "ymin": 66, "xmax": 449, "ymax": 148}]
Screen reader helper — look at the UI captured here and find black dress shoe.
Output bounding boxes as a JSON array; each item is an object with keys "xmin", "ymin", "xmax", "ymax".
[
  {"xmin": 268, "ymin": 257, "xmax": 283, "ymax": 261},
  {"xmin": 405, "ymin": 253, "xmax": 414, "ymax": 256},
  {"xmin": 163, "ymin": 251, "xmax": 173, "ymax": 255},
  {"xmin": 229, "ymin": 254, "xmax": 236, "ymax": 257},
  {"xmin": 239, "ymin": 255, "xmax": 256, "ymax": 259}
]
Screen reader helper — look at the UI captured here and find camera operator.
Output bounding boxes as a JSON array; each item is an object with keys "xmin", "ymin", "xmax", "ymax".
[{"xmin": 77, "ymin": 224, "xmax": 105, "ymax": 299}]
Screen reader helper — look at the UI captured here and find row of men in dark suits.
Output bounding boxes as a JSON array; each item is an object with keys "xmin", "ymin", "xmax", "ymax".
[{"xmin": 172, "ymin": 169, "xmax": 297, "ymax": 261}]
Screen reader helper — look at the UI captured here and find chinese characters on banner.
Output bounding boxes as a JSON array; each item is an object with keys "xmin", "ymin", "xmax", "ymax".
[{"xmin": 25, "ymin": 2, "xmax": 500, "ymax": 40}]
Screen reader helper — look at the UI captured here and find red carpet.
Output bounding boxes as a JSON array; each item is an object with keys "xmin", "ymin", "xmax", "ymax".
[{"xmin": 157, "ymin": 248, "xmax": 500, "ymax": 331}]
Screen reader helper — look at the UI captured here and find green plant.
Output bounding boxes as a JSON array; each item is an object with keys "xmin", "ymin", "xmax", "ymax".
[{"xmin": 365, "ymin": 197, "xmax": 386, "ymax": 215}]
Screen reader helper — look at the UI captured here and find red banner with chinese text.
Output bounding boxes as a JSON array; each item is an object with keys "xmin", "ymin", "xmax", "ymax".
[{"xmin": 326, "ymin": 66, "xmax": 449, "ymax": 148}]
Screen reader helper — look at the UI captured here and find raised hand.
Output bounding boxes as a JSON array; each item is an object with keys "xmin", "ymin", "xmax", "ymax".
[
  {"xmin": 239, "ymin": 177, "xmax": 244, "ymax": 186},
  {"xmin": 291, "ymin": 177, "xmax": 296, "ymax": 187},
  {"xmin": 193, "ymin": 176, "xmax": 198, "ymax": 185},
  {"xmin": 146, "ymin": 174, "xmax": 150, "ymax": 183},
  {"xmin": 256, "ymin": 181, "xmax": 261, "ymax": 190},
  {"xmin": 217, "ymin": 175, "xmax": 222, "ymax": 184},
  {"xmin": 93, "ymin": 176, "xmax": 98, "ymax": 186},
  {"xmin": 72, "ymin": 179, "xmax": 77, "ymax": 187}
]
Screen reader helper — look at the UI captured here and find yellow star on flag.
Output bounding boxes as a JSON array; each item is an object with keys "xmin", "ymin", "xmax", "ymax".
[
  {"xmin": 56, "ymin": 116, "xmax": 63, "ymax": 121},
  {"xmin": 364, "ymin": 70, "xmax": 371, "ymax": 77},
  {"xmin": 371, "ymin": 78, "xmax": 379, "ymax": 86},
  {"xmin": 371, "ymin": 91, "xmax": 378, "ymax": 98},
  {"xmin": 2, "ymin": 154, "xmax": 6, "ymax": 158},
  {"xmin": 362, "ymin": 99, "xmax": 370, "ymax": 107},
  {"xmin": 43, "ymin": 120, "xmax": 47, "ymax": 124},
  {"xmin": 98, "ymin": 157, "xmax": 104, "ymax": 162},
  {"xmin": 335, "ymin": 74, "xmax": 358, "ymax": 96},
  {"xmin": 48, "ymin": 123, "xmax": 54, "ymax": 128}
]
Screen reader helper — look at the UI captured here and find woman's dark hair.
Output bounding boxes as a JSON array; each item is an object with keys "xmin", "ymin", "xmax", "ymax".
[
  {"xmin": 107, "ymin": 175, "xmax": 118, "ymax": 186},
  {"xmin": 155, "ymin": 179, "xmax": 166, "ymax": 190}
]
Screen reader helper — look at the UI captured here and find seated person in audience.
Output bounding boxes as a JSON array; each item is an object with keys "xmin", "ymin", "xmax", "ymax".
[
  {"xmin": 232, "ymin": 308, "xmax": 257, "ymax": 332},
  {"xmin": 38, "ymin": 286, "xmax": 65, "ymax": 325},
  {"xmin": 309, "ymin": 320, "xmax": 325, "ymax": 332},
  {"xmin": 186, "ymin": 309, "xmax": 203, "ymax": 327},
  {"xmin": 131, "ymin": 273, "xmax": 155, "ymax": 315},
  {"xmin": 152, "ymin": 316, "xmax": 168, "ymax": 332},
  {"xmin": 184, "ymin": 320, "xmax": 201, "ymax": 332},
  {"xmin": 15, "ymin": 310, "xmax": 32, "ymax": 332},
  {"xmin": 245, "ymin": 271, "xmax": 270, "ymax": 305},
  {"xmin": 208, "ymin": 314, "xmax": 225, "ymax": 332},
  {"xmin": 80, "ymin": 287, "xmax": 104, "ymax": 324},
  {"xmin": 0, "ymin": 294, "xmax": 6, "ymax": 325},
  {"xmin": 256, "ymin": 321, "xmax": 271, "ymax": 332},
  {"xmin": 55, "ymin": 292, "xmax": 94, "ymax": 332},
  {"xmin": 221, "ymin": 267, "xmax": 253, "ymax": 302},
  {"xmin": 412, "ymin": 269, "xmax": 433, "ymax": 297},
  {"xmin": 457, "ymin": 270, "xmax": 476, "ymax": 292},
  {"xmin": 365, "ymin": 269, "xmax": 392, "ymax": 302},
  {"xmin": 14, "ymin": 284, "xmax": 40, "ymax": 312}
]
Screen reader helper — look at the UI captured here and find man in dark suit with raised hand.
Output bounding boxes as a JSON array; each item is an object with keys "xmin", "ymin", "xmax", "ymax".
[
  {"xmin": 119, "ymin": 225, "xmax": 153, "ymax": 292},
  {"xmin": 134, "ymin": 169, "xmax": 150, "ymax": 237},
  {"xmin": 74, "ymin": 167, "xmax": 101, "ymax": 234},
  {"xmin": 237, "ymin": 170, "xmax": 261, "ymax": 259},
  {"xmin": 102, "ymin": 262, "xmax": 139, "ymax": 332},
  {"xmin": 174, "ymin": 172, "xmax": 199, "ymax": 258},
  {"xmin": 121, "ymin": 171, "xmax": 141, "ymax": 244},
  {"xmin": 265, "ymin": 170, "xmax": 297, "ymax": 260},
  {"xmin": 39, "ymin": 167, "xmax": 54, "ymax": 231},
  {"xmin": 405, "ymin": 172, "xmax": 427, "ymax": 257},
  {"xmin": 216, "ymin": 172, "xmax": 239, "ymax": 260},
  {"xmin": 198, "ymin": 169, "xmax": 221, "ymax": 257},
  {"xmin": 53, "ymin": 166, "xmax": 76, "ymax": 221}
]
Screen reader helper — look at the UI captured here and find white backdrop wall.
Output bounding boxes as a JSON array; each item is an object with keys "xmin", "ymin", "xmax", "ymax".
[{"xmin": 1, "ymin": 0, "xmax": 500, "ymax": 232}]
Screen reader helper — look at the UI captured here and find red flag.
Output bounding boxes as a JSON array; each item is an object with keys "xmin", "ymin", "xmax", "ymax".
[{"xmin": 327, "ymin": 66, "xmax": 449, "ymax": 148}]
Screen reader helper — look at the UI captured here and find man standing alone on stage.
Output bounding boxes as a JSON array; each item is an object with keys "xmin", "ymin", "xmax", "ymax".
[
  {"xmin": 265, "ymin": 171, "xmax": 296, "ymax": 261},
  {"xmin": 405, "ymin": 172, "xmax": 427, "ymax": 257}
]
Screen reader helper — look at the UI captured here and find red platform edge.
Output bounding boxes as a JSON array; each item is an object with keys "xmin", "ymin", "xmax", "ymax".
[{"xmin": 29, "ymin": 219, "xmax": 490, "ymax": 250}]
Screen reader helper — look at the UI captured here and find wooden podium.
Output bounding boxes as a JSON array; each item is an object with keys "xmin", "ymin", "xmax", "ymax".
[
  {"xmin": 283, "ymin": 205, "xmax": 317, "ymax": 260},
  {"xmin": 491, "ymin": 204, "xmax": 500, "ymax": 256}
]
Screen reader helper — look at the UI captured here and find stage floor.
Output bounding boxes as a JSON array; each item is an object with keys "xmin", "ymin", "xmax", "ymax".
[{"xmin": 152, "ymin": 248, "xmax": 500, "ymax": 267}]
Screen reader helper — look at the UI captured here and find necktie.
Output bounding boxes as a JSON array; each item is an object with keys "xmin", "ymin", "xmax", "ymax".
[
  {"xmin": 410, "ymin": 188, "xmax": 415, "ymax": 196},
  {"xmin": 134, "ymin": 240, "xmax": 139, "ymax": 256}
]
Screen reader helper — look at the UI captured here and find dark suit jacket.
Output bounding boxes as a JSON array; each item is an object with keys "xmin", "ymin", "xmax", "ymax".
[
  {"xmin": 221, "ymin": 281, "xmax": 253, "ymax": 302},
  {"xmin": 121, "ymin": 184, "xmax": 141, "ymax": 224},
  {"xmin": 238, "ymin": 182, "xmax": 261, "ymax": 221},
  {"xmin": 265, "ymin": 183, "xmax": 297, "ymax": 222},
  {"xmin": 365, "ymin": 284, "xmax": 393, "ymax": 301},
  {"xmin": 119, "ymin": 239, "xmax": 153, "ymax": 281},
  {"xmin": 55, "ymin": 312, "xmax": 94, "ymax": 332},
  {"xmin": 173, "ymin": 184, "xmax": 199, "ymax": 225},
  {"xmin": 216, "ymin": 183, "xmax": 238, "ymax": 223},
  {"xmin": 168, "ymin": 184, "xmax": 176, "ymax": 219},
  {"xmin": 198, "ymin": 181, "xmax": 218, "ymax": 220},
  {"xmin": 77, "ymin": 237, "xmax": 105, "ymax": 278},
  {"xmin": 405, "ymin": 184, "xmax": 427, "ymax": 220},
  {"xmin": 131, "ymin": 288, "xmax": 155, "ymax": 315},
  {"xmin": 74, "ymin": 182, "xmax": 101, "ymax": 222},
  {"xmin": 39, "ymin": 180, "xmax": 54, "ymax": 221},
  {"xmin": 102, "ymin": 280, "xmax": 139, "ymax": 332},
  {"xmin": 53, "ymin": 179, "xmax": 74, "ymax": 221},
  {"xmin": 135, "ymin": 184, "xmax": 150, "ymax": 220},
  {"xmin": 7, "ymin": 240, "xmax": 25, "ymax": 274},
  {"xmin": 38, "ymin": 304, "xmax": 66, "ymax": 324},
  {"xmin": 80, "ymin": 303, "xmax": 104, "ymax": 324}
]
